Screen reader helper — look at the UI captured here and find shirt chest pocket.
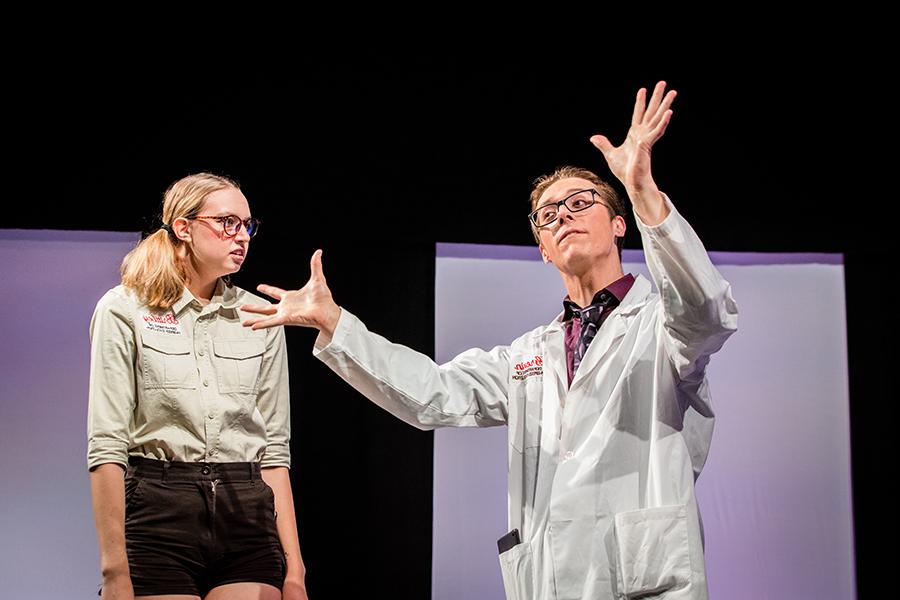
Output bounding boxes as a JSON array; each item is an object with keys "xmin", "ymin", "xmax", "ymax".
[
  {"xmin": 213, "ymin": 338, "xmax": 266, "ymax": 395},
  {"xmin": 141, "ymin": 332, "xmax": 196, "ymax": 389}
]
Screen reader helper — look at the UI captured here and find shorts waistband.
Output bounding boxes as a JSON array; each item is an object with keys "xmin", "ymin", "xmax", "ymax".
[{"xmin": 127, "ymin": 456, "xmax": 261, "ymax": 481}]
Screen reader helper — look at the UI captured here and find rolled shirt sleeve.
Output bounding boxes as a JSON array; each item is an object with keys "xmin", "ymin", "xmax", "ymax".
[
  {"xmin": 256, "ymin": 323, "xmax": 291, "ymax": 468},
  {"xmin": 87, "ymin": 289, "xmax": 137, "ymax": 470}
]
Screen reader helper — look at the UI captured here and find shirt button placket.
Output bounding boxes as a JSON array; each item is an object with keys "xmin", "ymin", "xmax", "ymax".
[
  {"xmin": 196, "ymin": 317, "xmax": 213, "ymax": 458},
  {"xmin": 201, "ymin": 315, "xmax": 219, "ymax": 462},
  {"xmin": 197, "ymin": 320, "xmax": 209, "ymax": 386}
]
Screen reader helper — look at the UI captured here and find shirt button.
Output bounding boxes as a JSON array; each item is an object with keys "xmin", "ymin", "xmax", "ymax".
[
  {"xmin": 208, "ymin": 412, "xmax": 215, "ymax": 419},
  {"xmin": 564, "ymin": 451, "xmax": 575, "ymax": 460},
  {"xmin": 203, "ymin": 379, "xmax": 209, "ymax": 387},
  {"xmin": 198, "ymin": 348, "xmax": 205, "ymax": 356}
]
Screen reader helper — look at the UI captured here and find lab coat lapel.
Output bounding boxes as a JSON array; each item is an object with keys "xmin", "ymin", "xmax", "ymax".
[
  {"xmin": 568, "ymin": 275, "xmax": 652, "ymax": 393},
  {"xmin": 542, "ymin": 313, "xmax": 567, "ymax": 394}
]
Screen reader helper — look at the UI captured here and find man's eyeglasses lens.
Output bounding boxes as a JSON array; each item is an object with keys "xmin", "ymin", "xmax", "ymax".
[{"xmin": 530, "ymin": 190, "xmax": 598, "ymax": 228}]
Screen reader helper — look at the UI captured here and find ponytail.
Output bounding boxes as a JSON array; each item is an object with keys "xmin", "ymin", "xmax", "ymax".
[{"xmin": 121, "ymin": 228, "xmax": 187, "ymax": 311}]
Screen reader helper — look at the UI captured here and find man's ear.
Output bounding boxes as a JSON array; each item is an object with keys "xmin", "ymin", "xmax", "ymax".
[
  {"xmin": 539, "ymin": 242, "xmax": 552, "ymax": 264},
  {"xmin": 172, "ymin": 217, "xmax": 192, "ymax": 243},
  {"xmin": 613, "ymin": 215, "xmax": 626, "ymax": 239}
]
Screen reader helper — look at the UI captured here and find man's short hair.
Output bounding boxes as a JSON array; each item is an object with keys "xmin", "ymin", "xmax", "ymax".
[{"xmin": 529, "ymin": 166, "xmax": 626, "ymax": 255}]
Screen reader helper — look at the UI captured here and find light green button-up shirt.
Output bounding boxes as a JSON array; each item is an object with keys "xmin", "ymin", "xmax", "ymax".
[{"xmin": 87, "ymin": 279, "xmax": 290, "ymax": 470}]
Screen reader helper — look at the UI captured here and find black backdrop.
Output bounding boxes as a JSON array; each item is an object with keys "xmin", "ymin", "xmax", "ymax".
[{"xmin": 8, "ymin": 47, "xmax": 892, "ymax": 598}]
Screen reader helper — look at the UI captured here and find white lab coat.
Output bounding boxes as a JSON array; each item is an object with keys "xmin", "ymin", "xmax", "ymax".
[{"xmin": 314, "ymin": 196, "xmax": 738, "ymax": 600}]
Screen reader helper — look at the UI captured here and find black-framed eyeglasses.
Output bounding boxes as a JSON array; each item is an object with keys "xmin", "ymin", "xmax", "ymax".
[
  {"xmin": 192, "ymin": 215, "xmax": 260, "ymax": 238},
  {"xmin": 529, "ymin": 188, "xmax": 609, "ymax": 229}
]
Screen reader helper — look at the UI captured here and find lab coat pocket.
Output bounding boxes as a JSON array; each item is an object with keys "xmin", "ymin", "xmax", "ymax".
[
  {"xmin": 614, "ymin": 504, "xmax": 691, "ymax": 599},
  {"xmin": 213, "ymin": 339, "xmax": 266, "ymax": 394},
  {"xmin": 498, "ymin": 541, "xmax": 536, "ymax": 600},
  {"xmin": 141, "ymin": 331, "xmax": 196, "ymax": 389}
]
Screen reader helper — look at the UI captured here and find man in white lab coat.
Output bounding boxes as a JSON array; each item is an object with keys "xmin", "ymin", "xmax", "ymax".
[{"xmin": 242, "ymin": 81, "xmax": 738, "ymax": 600}]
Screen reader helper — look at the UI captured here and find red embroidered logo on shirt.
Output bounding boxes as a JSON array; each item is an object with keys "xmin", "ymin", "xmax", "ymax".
[
  {"xmin": 141, "ymin": 313, "xmax": 183, "ymax": 335},
  {"xmin": 143, "ymin": 314, "xmax": 180, "ymax": 325},
  {"xmin": 512, "ymin": 355, "xmax": 543, "ymax": 380}
]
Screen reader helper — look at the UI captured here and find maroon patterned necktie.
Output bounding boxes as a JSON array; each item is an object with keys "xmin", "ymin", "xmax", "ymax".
[{"xmin": 569, "ymin": 292, "xmax": 617, "ymax": 375}]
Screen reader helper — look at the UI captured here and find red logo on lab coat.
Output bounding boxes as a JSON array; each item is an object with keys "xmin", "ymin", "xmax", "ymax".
[{"xmin": 513, "ymin": 355, "xmax": 543, "ymax": 380}]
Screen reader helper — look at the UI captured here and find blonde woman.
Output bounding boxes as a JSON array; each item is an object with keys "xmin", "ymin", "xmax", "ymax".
[{"xmin": 88, "ymin": 173, "xmax": 307, "ymax": 599}]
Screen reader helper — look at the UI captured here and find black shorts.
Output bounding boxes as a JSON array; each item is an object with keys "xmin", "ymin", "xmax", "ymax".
[{"xmin": 121, "ymin": 456, "xmax": 286, "ymax": 597}]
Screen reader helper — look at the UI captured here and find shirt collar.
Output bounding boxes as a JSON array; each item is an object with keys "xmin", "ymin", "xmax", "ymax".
[
  {"xmin": 563, "ymin": 273, "xmax": 635, "ymax": 321},
  {"xmin": 605, "ymin": 273, "xmax": 635, "ymax": 304},
  {"xmin": 171, "ymin": 278, "xmax": 239, "ymax": 316},
  {"xmin": 171, "ymin": 288, "xmax": 198, "ymax": 316},
  {"xmin": 217, "ymin": 279, "xmax": 240, "ymax": 309}
]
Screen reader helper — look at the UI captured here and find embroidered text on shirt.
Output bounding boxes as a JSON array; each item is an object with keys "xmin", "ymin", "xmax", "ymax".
[
  {"xmin": 142, "ymin": 313, "xmax": 183, "ymax": 335},
  {"xmin": 513, "ymin": 355, "xmax": 543, "ymax": 380}
]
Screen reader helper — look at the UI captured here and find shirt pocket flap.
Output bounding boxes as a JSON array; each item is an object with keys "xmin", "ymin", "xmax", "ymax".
[
  {"xmin": 214, "ymin": 339, "xmax": 266, "ymax": 360},
  {"xmin": 141, "ymin": 331, "xmax": 192, "ymax": 355}
]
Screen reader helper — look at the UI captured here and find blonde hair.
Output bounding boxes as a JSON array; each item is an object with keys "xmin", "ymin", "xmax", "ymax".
[
  {"xmin": 121, "ymin": 173, "xmax": 239, "ymax": 311},
  {"xmin": 528, "ymin": 166, "xmax": 626, "ymax": 256}
]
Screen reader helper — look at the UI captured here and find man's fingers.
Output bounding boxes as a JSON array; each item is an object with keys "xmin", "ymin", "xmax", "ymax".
[
  {"xmin": 590, "ymin": 135, "xmax": 614, "ymax": 157},
  {"xmin": 644, "ymin": 81, "xmax": 667, "ymax": 122},
  {"xmin": 257, "ymin": 284, "xmax": 287, "ymax": 300},
  {"xmin": 647, "ymin": 90, "xmax": 677, "ymax": 129},
  {"xmin": 310, "ymin": 249, "xmax": 326, "ymax": 282},
  {"xmin": 661, "ymin": 89, "xmax": 677, "ymax": 112},
  {"xmin": 243, "ymin": 316, "xmax": 282, "ymax": 330},
  {"xmin": 242, "ymin": 316, "xmax": 264, "ymax": 328},
  {"xmin": 240, "ymin": 303, "xmax": 277, "ymax": 316},
  {"xmin": 631, "ymin": 87, "xmax": 647, "ymax": 126},
  {"xmin": 649, "ymin": 109, "xmax": 673, "ymax": 142}
]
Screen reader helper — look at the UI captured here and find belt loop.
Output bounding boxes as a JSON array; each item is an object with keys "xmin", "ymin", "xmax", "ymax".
[
  {"xmin": 162, "ymin": 461, "xmax": 170, "ymax": 482},
  {"xmin": 252, "ymin": 463, "xmax": 260, "ymax": 479}
]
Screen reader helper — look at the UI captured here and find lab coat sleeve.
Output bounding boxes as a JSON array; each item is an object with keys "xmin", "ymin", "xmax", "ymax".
[
  {"xmin": 635, "ymin": 194, "xmax": 739, "ymax": 383},
  {"xmin": 313, "ymin": 308, "xmax": 510, "ymax": 430}
]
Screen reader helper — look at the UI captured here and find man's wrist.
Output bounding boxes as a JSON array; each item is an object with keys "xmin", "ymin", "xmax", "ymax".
[
  {"xmin": 318, "ymin": 305, "xmax": 342, "ymax": 341},
  {"xmin": 629, "ymin": 187, "xmax": 669, "ymax": 227}
]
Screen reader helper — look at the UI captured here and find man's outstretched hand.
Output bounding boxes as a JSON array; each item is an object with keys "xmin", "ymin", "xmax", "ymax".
[
  {"xmin": 241, "ymin": 249, "xmax": 342, "ymax": 341},
  {"xmin": 590, "ymin": 80, "xmax": 675, "ymax": 225}
]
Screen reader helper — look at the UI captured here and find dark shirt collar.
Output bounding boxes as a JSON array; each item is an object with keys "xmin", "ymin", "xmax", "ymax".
[{"xmin": 563, "ymin": 273, "xmax": 635, "ymax": 321}]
